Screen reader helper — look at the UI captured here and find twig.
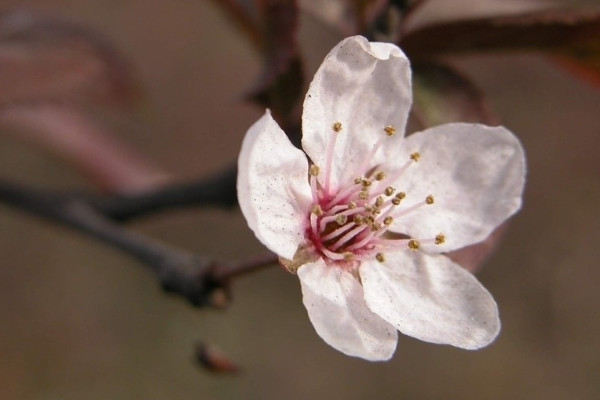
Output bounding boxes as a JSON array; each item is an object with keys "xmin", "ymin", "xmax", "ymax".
[{"xmin": 92, "ymin": 165, "xmax": 237, "ymax": 221}]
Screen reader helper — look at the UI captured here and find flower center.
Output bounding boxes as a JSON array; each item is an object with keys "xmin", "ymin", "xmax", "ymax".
[{"xmin": 306, "ymin": 121, "xmax": 445, "ymax": 266}]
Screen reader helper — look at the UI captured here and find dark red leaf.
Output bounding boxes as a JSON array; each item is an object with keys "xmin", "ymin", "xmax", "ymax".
[
  {"xmin": 401, "ymin": 8, "xmax": 600, "ymax": 88},
  {"xmin": 247, "ymin": 0, "xmax": 303, "ymax": 121},
  {"xmin": 0, "ymin": 10, "xmax": 141, "ymax": 108}
]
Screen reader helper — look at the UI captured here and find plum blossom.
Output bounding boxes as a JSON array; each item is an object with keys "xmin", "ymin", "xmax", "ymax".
[{"xmin": 237, "ymin": 36, "xmax": 525, "ymax": 361}]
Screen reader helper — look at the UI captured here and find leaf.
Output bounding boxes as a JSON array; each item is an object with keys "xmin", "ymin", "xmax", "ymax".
[
  {"xmin": 400, "ymin": 8, "xmax": 600, "ymax": 88},
  {"xmin": 247, "ymin": 0, "xmax": 304, "ymax": 120},
  {"xmin": 0, "ymin": 10, "xmax": 141, "ymax": 108}
]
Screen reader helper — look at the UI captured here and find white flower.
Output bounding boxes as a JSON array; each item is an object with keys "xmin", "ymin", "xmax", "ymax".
[{"xmin": 237, "ymin": 36, "xmax": 526, "ymax": 361}]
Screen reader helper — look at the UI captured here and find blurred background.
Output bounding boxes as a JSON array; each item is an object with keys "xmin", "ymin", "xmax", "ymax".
[{"xmin": 0, "ymin": 0, "xmax": 599, "ymax": 399}]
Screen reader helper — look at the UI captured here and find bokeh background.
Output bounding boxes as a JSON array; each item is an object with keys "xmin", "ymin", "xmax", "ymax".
[{"xmin": 1, "ymin": 0, "xmax": 599, "ymax": 399}]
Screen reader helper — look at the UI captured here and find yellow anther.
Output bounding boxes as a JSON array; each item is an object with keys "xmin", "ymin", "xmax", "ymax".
[
  {"xmin": 372, "ymin": 207, "xmax": 381, "ymax": 215},
  {"xmin": 335, "ymin": 214, "xmax": 348, "ymax": 225},
  {"xmin": 426, "ymin": 195, "xmax": 435, "ymax": 205},
  {"xmin": 374, "ymin": 171, "xmax": 386, "ymax": 181},
  {"xmin": 396, "ymin": 192, "xmax": 406, "ymax": 200},
  {"xmin": 333, "ymin": 121, "xmax": 343, "ymax": 133},
  {"xmin": 312, "ymin": 205, "xmax": 323, "ymax": 216},
  {"xmin": 375, "ymin": 196, "xmax": 384, "ymax": 207},
  {"xmin": 359, "ymin": 190, "xmax": 369, "ymax": 200},
  {"xmin": 375, "ymin": 253, "xmax": 386, "ymax": 262},
  {"xmin": 391, "ymin": 198, "xmax": 402, "ymax": 206},
  {"xmin": 348, "ymin": 201, "xmax": 357, "ymax": 209},
  {"xmin": 372, "ymin": 222, "xmax": 382, "ymax": 231},
  {"xmin": 309, "ymin": 165, "xmax": 320, "ymax": 176},
  {"xmin": 354, "ymin": 177, "xmax": 363, "ymax": 185},
  {"xmin": 343, "ymin": 252, "xmax": 354, "ymax": 260},
  {"xmin": 410, "ymin": 152, "xmax": 421, "ymax": 162},
  {"xmin": 353, "ymin": 215, "xmax": 364, "ymax": 225},
  {"xmin": 435, "ymin": 233, "xmax": 446, "ymax": 245},
  {"xmin": 383, "ymin": 216, "xmax": 394, "ymax": 226},
  {"xmin": 384, "ymin": 186, "xmax": 395, "ymax": 196},
  {"xmin": 362, "ymin": 179, "xmax": 372, "ymax": 187},
  {"xmin": 384, "ymin": 125, "xmax": 396, "ymax": 136},
  {"xmin": 408, "ymin": 239, "xmax": 420, "ymax": 251}
]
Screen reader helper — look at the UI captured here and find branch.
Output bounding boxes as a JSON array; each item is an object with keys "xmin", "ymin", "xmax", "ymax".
[{"xmin": 0, "ymin": 176, "xmax": 276, "ymax": 307}]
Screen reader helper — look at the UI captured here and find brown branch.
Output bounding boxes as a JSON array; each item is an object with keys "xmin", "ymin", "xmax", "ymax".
[{"xmin": 0, "ymin": 176, "xmax": 276, "ymax": 307}]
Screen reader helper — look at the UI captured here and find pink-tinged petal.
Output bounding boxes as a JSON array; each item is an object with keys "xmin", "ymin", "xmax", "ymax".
[
  {"xmin": 387, "ymin": 123, "xmax": 525, "ymax": 252},
  {"xmin": 298, "ymin": 260, "xmax": 398, "ymax": 361},
  {"xmin": 302, "ymin": 36, "xmax": 412, "ymax": 192},
  {"xmin": 360, "ymin": 252, "xmax": 500, "ymax": 349},
  {"xmin": 237, "ymin": 111, "xmax": 312, "ymax": 259}
]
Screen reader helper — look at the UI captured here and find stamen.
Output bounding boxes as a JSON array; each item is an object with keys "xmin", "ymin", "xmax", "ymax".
[
  {"xmin": 384, "ymin": 126, "xmax": 396, "ymax": 136},
  {"xmin": 335, "ymin": 214, "xmax": 348, "ymax": 225},
  {"xmin": 383, "ymin": 216, "xmax": 394, "ymax": 225},
  {"xmin": 384, "ymin": 186, "xmax": 395, "ymax": 196},
  {"xmin": 323, "ymin": 122, "xmax": 342, "ymax": 194},
  {"xmin": 426, "ymin": 195, "xmax": 435, "ymax": 205},
  {"xmin": 310, "ymin": 212, "xmax": 319, "ymax": 235},
  {"xmin": 312, "ymin": 205, "xmax": 323, "ymax": 216},
  {"xmin": 408, "ymin": 239, "xmax": 420, "ymax": 251},
  {"xmin": 410, "ymin": 152, "xmax": 421, "ymax": 162},
  {"xmin": 375, "ymin": 253, "xmax": 385, "ymax": 262},
  {"xmin": 310, "ymin": 174, "xmax": 319, "ymax": 202},
  {"xmin": 319, "ymin": 222, "xmax": 356, "ymax": 242},
  {"xmin": 391, "ymin": 197, "xmax": 434, "ymax": 219},
  {"xmin": 319, "ymin": 207, "xmax": 364, "ymax": 231},
  {"xmin": 391, "ymin": 192, "xmax": 406, "ymax": 206},
  {"xmin": 345, "ymin": 230, "xmax": 378, "ymax": 251},
  {"xmin": 374, "ymin": 171, "xmax": 386, "ymax": 181},
  {"xmin": 320, "ymin": 247, "xmax": 348, "ymax": 261},
  {"xmin": 324, "ymin": 181, "xmax": 364, "ymax": 209},
  {"xmin": 375, "ymin": 196, "xmax": 384, "ymax": 208},
  {"xmin": 352, "ymin": 127, "xmax": 395, "ymax": 179},
  {"xmin": 309, "ymin": 165, "xmax": 320, "ymax": 176},
  {"xmin": 435, "ymin": 233, "xmax": 446, "ymax": 245},
  {"xmin": 330, "ymin": 225, "xmax": 369, "ymax": 251}
]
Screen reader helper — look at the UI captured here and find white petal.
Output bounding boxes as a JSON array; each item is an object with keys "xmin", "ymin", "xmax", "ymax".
[
  {"xmin": 298, "ymin": 260, "xmax": 398, "ymax": 361},
  {"xmin": 387, "ymin": 123, "xmax": 525, "ymax": 252},
  {"xmin": 360, "ymin": 251, "xmax": 500, "ymax": 349},
  {"xmin": 302, "ymin": 36, "xmax": 412, "ymax": 191},
  {"xmin": 237, "ymin": 111, "xmax": 312, "ymax": 259}
]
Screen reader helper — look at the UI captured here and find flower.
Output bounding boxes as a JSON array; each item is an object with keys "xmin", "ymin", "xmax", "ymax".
[{"xmin": 237, "ymin": 36, "xmax": 526, "ymax": 361}]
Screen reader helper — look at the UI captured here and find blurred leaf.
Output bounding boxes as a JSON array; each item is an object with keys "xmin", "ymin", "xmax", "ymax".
[
  {"xmin": 0, "ymin": 10, "xmax": 141, "ymax": 108},
  {"xmin": 400, "ymin": 8, "xmax": 600, "ymax": 88},
  {"xmin": 299, "ymin": 0, "xmax": 395, "ymax": 35},
  {"xmin": 412, "ymin": 62, "xmax": 496, "ymax": 126},
  {"xmin": 0, "ymin": 105, "xmax": 167, "ymax": 193},
  {"xmin": 247, "ymin": 0, "xmax": 303, "ymax": 119}
]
